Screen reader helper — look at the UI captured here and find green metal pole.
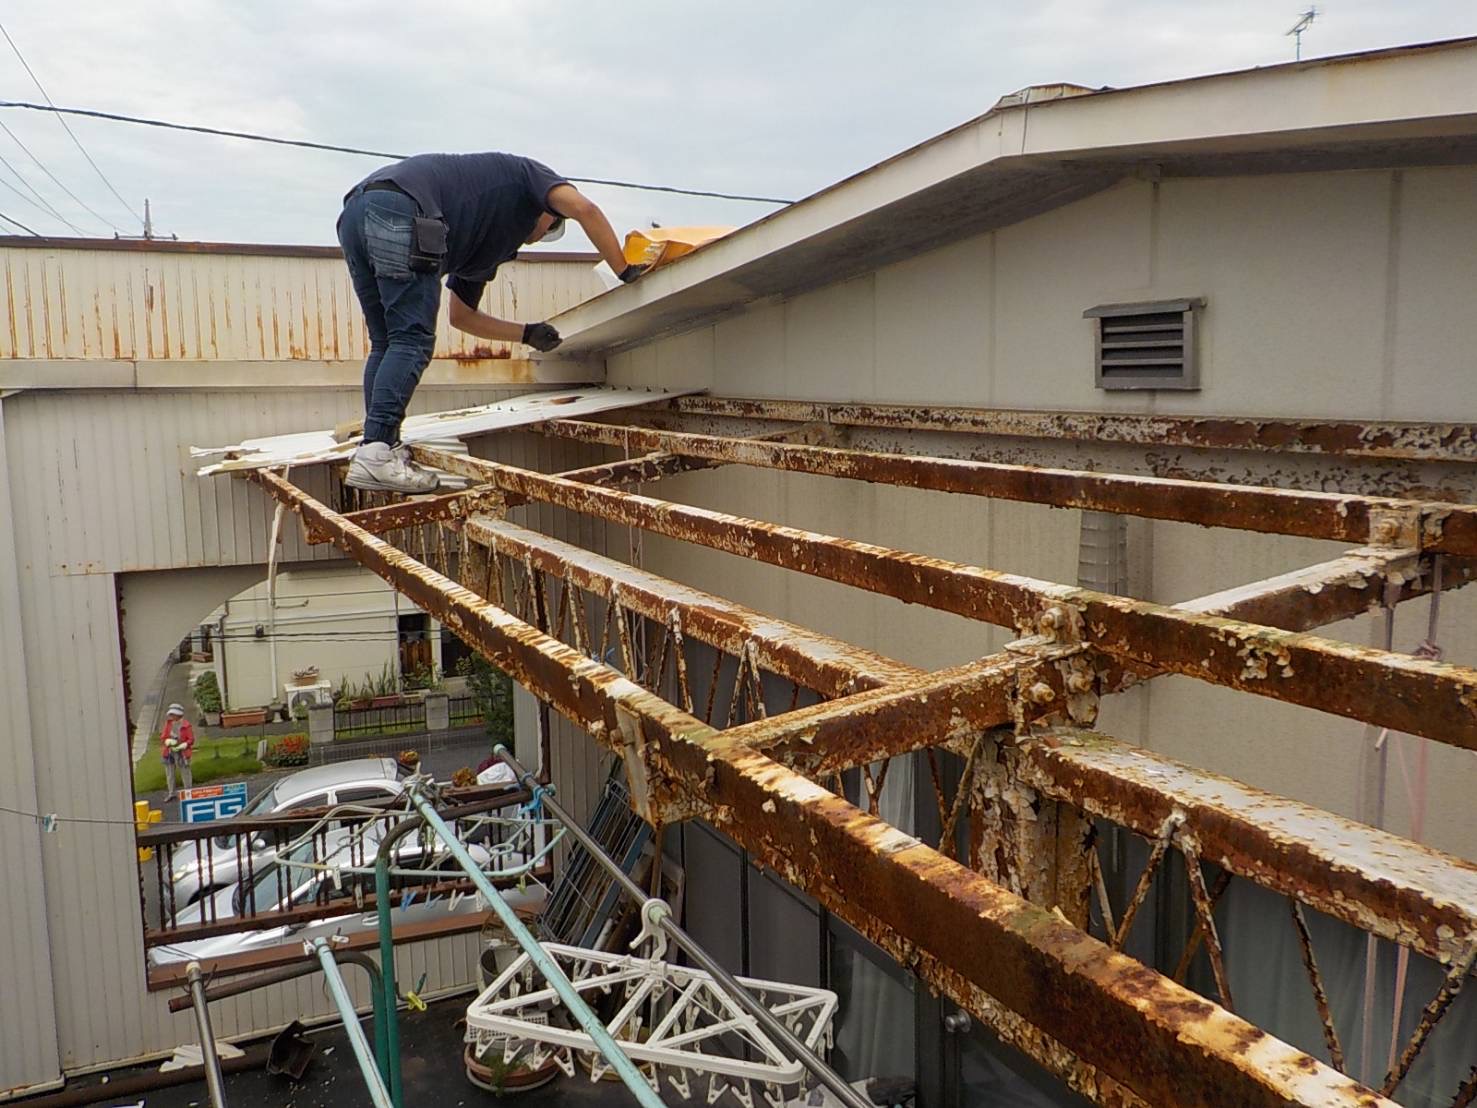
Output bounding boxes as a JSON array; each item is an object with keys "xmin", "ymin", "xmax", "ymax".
[
  {"xmin": 374, "ymin": 816, "xmax": 424, "ymax": 1108},
  {"xmin": 408, "ymin": 787, "xmax": 665, "ymax": 1108},
  {"xmin": 313, "ymin": 939, "xmax": 394, "ymax": 1108}
]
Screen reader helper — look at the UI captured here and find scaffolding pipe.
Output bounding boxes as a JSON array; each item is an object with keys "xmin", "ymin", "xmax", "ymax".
[
  {"xmin": 404, "ymin": 786, "xmax": 665, "ymax": 1108},
  {"xmin": 494, "ymin": 745, "xmax": 871, "ymax": 1108},
  {"xmin": 311, "ymin": 939, "xmax": 394, "ymax": 1108},
  {"xmin": 184, "ymin": 961, "xmax": 229, "ymax": 1108},
  {"xmin": 167, "ymin": 950, "xmax": 390, "ymax": 1093}
]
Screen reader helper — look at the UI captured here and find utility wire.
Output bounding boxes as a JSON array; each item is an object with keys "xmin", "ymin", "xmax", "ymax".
[
  {"xmin": 0, "ymin": 20, "xmax": 144, "ymax": 225},
  {"xmin": 0, "ymin": 206, "xmax": 37, "ymax": 235},
  {"xmin": 0, "ymin": 115, "xmax": 121, "ymax": 233},
  {"xmin": 0, "ymin": 801, "xmax": 143, "ymax": 828},
  {"xmin": 0, "ymin": 148, "xmax": 86, "ymax": 233},
  {"xmin": 0, "ymin": 99, "xmax": 797, "ymax": 206}
]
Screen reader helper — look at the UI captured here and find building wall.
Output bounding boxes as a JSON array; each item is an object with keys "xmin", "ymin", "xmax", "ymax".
[
  {"xmin": 606, "ymin": 166, "xmax": 1477, "ymax": 862},
  {"xmin": 0, "ymin": 243, "xmax": 601, "ymax": 363},
  {"xmin": 217, "ymin": 564, "xmax": 401, "ymax": 710},
  {"xmin": 0, "ymin": 238, "xmax": 612, "ymax": 1092}
]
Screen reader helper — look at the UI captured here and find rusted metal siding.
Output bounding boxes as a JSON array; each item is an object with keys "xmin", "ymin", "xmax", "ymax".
[
  {"xmin": 0, "ymin": 244, "xmax": 602, "ymax": 362},
  {"xmin": 0, "ymin": 384, "xmax": 535, "ymax": 1076}
]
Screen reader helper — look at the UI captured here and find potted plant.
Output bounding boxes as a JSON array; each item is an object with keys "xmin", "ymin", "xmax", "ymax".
[
  {"xmin": 462, "ymin": 1043, "xmax": 560, "ymax": 1094},
  {"xmin": 370, "ymin": 663, "xmax": 401, "ymax": 709},
  {"xmin": 192, "ymin": 671, "xmax": 223, "ymax": 727},
  {"xmin": 289, "ymin": 665, "xmax": 320, "ymax": 688}
]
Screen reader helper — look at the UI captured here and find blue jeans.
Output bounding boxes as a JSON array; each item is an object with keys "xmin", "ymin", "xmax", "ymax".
[{"xmin": 337, "ymin": 189, "xmax": 441, "ymax": 445}]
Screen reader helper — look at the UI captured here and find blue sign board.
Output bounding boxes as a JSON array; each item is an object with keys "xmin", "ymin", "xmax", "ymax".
[{"xmin": 180, "ymin": 781, "xmax": 249, "ymax": 824}]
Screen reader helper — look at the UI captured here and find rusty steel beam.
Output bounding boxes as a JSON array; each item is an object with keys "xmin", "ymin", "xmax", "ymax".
[
  {"xmin": 555, "ymin": 449, "xmax": 715, "ymax": 488},
  {"xmin": 463, "ymin": 516, "xmax": 916, "ymax": 698},
  {"xmin": 1175, "ymin": 548, "xmax": 1477, "ymax": 630},
  {"xmin": 318, "ymin": 485, "xmax": 508, "ymax": 541},
  {"xmin": 249, "ymin": 466, "xmax": 1392, "ymax": 1108},
  {"xmin": 416, "ymin": 446, "xmax": 1477, "ymax": 751},
  {"xmin": 539, "ymin": 418, "xmax": 1477, "ymax": 556},
  {"xmin": 549, "ymin": 419, "xmax": 841, "ymax": 492},
  {"xmin": 1018, "ymin": 729, "xmax": 1477, "ymax": 964},
  {"xmin": 665, "ymin": 395, "xmax": 1477, "ymax": 464}
]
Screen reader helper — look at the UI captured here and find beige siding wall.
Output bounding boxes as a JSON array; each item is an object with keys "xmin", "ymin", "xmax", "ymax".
[
  {"xmin": 0, "ymin": 246, "xmax": 602, "ymax": 363},
  {"xmin": 607, "ymin": 166, "xmax": 1477, "ymax": 861},
  {"xmin": 218, "ymin": 565, "xmax": 401, "ymax": 710},
  {"xmin": 0, "ymin": 386, "xmax": 517, "ymax": 1082},
  {"xmin": 0, "ymin": 402, "xmax": 61, "ymax": 1094}
]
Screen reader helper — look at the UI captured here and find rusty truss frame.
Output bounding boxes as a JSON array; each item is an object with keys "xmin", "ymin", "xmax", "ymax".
[{"xmin": 235, "ymin": 394, "xmax": 1477, "ymax": 1108}]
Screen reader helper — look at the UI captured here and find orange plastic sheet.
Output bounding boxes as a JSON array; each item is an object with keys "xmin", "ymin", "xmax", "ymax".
[{"xmin": 622, "ymin": 226, "xmax": 734, "ymax": 272}]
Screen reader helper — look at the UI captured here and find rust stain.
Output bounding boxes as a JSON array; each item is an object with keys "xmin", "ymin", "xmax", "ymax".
[{"xmin": 448, "ymin": 344, "xmax": 512, "ymax": 361}]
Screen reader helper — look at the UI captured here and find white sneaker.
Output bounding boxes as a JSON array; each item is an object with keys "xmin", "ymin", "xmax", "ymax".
[{"xmin": 346, "ymin": 441, "xmax": 439, "ymax": 493}]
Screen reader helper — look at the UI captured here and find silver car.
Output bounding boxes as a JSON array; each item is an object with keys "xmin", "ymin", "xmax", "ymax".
[
  {"xmin": 149, "ymin": 823, "xmax": 540, "ymax": 967},
  {"xmin": 168, "ymin": 758, "xmax": 406, "ymax": 904}
]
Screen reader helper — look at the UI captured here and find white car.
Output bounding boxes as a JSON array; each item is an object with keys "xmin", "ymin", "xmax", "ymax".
[
  {"xmin": 168, "ymin": 758, "xmax": 407, "ymax": 904},
  {"xmin": 149, "ymin": 823, "xmax": 541, "ymax": 967}
]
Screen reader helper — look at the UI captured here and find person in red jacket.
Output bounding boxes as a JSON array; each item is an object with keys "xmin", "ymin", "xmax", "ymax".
[{"xmin": 160, "ymin": 702, "xmax": 196, "ymax": 800}]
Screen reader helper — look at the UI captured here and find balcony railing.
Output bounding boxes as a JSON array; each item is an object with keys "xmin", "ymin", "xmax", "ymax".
[{"xmin": 136, "ymin": 784, "xmax": 551, "ymax": 982}]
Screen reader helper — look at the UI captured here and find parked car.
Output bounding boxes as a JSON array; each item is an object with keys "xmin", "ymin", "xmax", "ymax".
[
  {"xmin": 149, "ymin": 822, "xmax": 541, "ymax": 967},
  {"xmin": 168, "ymin": 758, "xmax": 406, "ymax": 905}
]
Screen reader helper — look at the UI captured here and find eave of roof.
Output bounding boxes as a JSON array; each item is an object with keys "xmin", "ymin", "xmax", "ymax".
[{"xmin": 549, "ymin": 35, "xmax": 1477, "ymax": 358}]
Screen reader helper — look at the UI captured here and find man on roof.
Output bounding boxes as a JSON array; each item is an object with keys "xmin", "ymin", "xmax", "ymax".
[{"xmin": 337, "ymin": 152, "xmax": 646, "ymax": 493}]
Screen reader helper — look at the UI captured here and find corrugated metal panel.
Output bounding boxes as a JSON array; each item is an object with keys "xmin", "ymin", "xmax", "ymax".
[
  {"xmin": 0, "ymin": 400, "xmax": 62, "ymax": 1095},
  {"xmin": 0, "ymin": 385, "xmax": 520, "ymax": 1070},
  {"xmin": 0, "ymin": 245, "xmax": 603, "ymax": 362}
]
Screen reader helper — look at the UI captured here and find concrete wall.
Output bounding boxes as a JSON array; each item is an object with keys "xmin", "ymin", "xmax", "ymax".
[{"xmin": 606, "ymin": 166, "xmax": 1477, "ymax": 862}]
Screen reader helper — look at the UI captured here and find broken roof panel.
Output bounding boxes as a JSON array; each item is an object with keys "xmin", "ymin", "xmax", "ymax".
[{"xmin": 191, "ymin": 386, "xmax": 699, "ymax": 476}]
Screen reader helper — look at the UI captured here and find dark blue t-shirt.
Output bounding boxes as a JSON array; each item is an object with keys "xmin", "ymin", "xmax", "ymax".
[{"xmin": 353, "ymin": 152, "xmax": 568, "ymax": 308}]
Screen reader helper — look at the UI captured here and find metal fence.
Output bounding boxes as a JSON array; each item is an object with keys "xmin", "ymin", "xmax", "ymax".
[
  {"xmin": 333, "ymin": 700, "xmax": 427, "ymax": 740},
  {"xmin": 449, "ymin": 694, "xmax": 483, "ymax": 727}
]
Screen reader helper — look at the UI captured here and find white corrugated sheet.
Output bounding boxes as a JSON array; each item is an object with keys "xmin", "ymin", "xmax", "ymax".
[{"xmin": 193, "ymin": 386, "xmax": 698, "ymax": 475}]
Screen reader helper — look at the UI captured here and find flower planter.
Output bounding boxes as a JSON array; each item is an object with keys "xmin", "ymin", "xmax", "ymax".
[
  {"xmin": 221, "ymin": 708, "xmax": 269, "ymax": 728},
  {"xmin": 370, "ymin": 695, "xmax": 402, "ymax": 709},
  {"xmin": 203, "ymin": 711, "xmax": 222, "ymax": 727}
]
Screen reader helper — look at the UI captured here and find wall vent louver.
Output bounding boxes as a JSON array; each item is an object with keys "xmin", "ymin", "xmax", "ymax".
[{"xmin": 1085, "ymin": 298, "xmax": 1204, "ymax": 390}]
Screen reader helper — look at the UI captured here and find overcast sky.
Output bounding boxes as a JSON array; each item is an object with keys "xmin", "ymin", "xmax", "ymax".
[{"xmin": 0, "ymin": 1, "xmax": 1471, "ymax": 250}]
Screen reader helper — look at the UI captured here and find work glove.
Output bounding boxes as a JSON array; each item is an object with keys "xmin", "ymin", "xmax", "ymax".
[
  {"xmin": 521, "ymin": 322, "xmax": 562, "ymax": 352},
  {"xmin": 617, "ymin": 263, "xmax": 649, "ymax": 284}
]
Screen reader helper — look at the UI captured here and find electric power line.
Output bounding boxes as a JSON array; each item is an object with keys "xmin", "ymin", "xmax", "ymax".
[
  {"xmin": 0, "ymin": 148, "xmax": 86, "ymax": 233},
  {"xmin": 0, "ymin": 20, "xmax": 144, "ymax": 225},
  {"xmin": 0, "ymin": 99, "xmax": 797, "ymax": 206},
  {"xmin": 0, "ymin": 206, "xmax": 37, "ymax": 235},
  {"xmin": 0, "ymin": 115, "xmax": 122, "ymax": 233}
]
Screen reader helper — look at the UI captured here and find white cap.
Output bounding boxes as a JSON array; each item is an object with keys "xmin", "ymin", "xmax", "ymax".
[
  {"xmin": 541, "ymin": 215, "xmax": 566, "ymax": 243},
  {"xmin": 166, "ymin": 703, "xmax": 185, "ymax": 716}
]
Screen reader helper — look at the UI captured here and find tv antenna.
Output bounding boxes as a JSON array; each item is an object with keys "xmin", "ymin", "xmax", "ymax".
[{"xmin": 1286, "ymin": 7, "xmax": 1317, "ymax": 61}]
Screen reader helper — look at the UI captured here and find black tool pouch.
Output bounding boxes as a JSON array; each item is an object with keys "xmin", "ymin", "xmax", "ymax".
[{"xmin": 408, "ymin": 216, "xmax": 448, "ymax": 273}]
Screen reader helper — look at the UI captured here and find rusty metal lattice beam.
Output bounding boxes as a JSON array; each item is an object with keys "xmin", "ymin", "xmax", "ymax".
[
  {"xmin": 414, "ymin": 446, "xmax": 1477, "ymax": 750},
  {"xmin": 248, "ymin": 466, "xmax": 1394, "ymax": 1108},
  {"xmin": 663, "ymin": 395, "xmax": 1477, "ymax": 464},
  {"xmin": 463, "ymin": 516, "xmax": 916, "ymax": 697},
  {"xmin": 1018, "ymin": 729, "xmax": 1477, "ymax": 963},
  {"xmin": 537, "ymin": 418, "xmax": 1477, "ymax": 555}
]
